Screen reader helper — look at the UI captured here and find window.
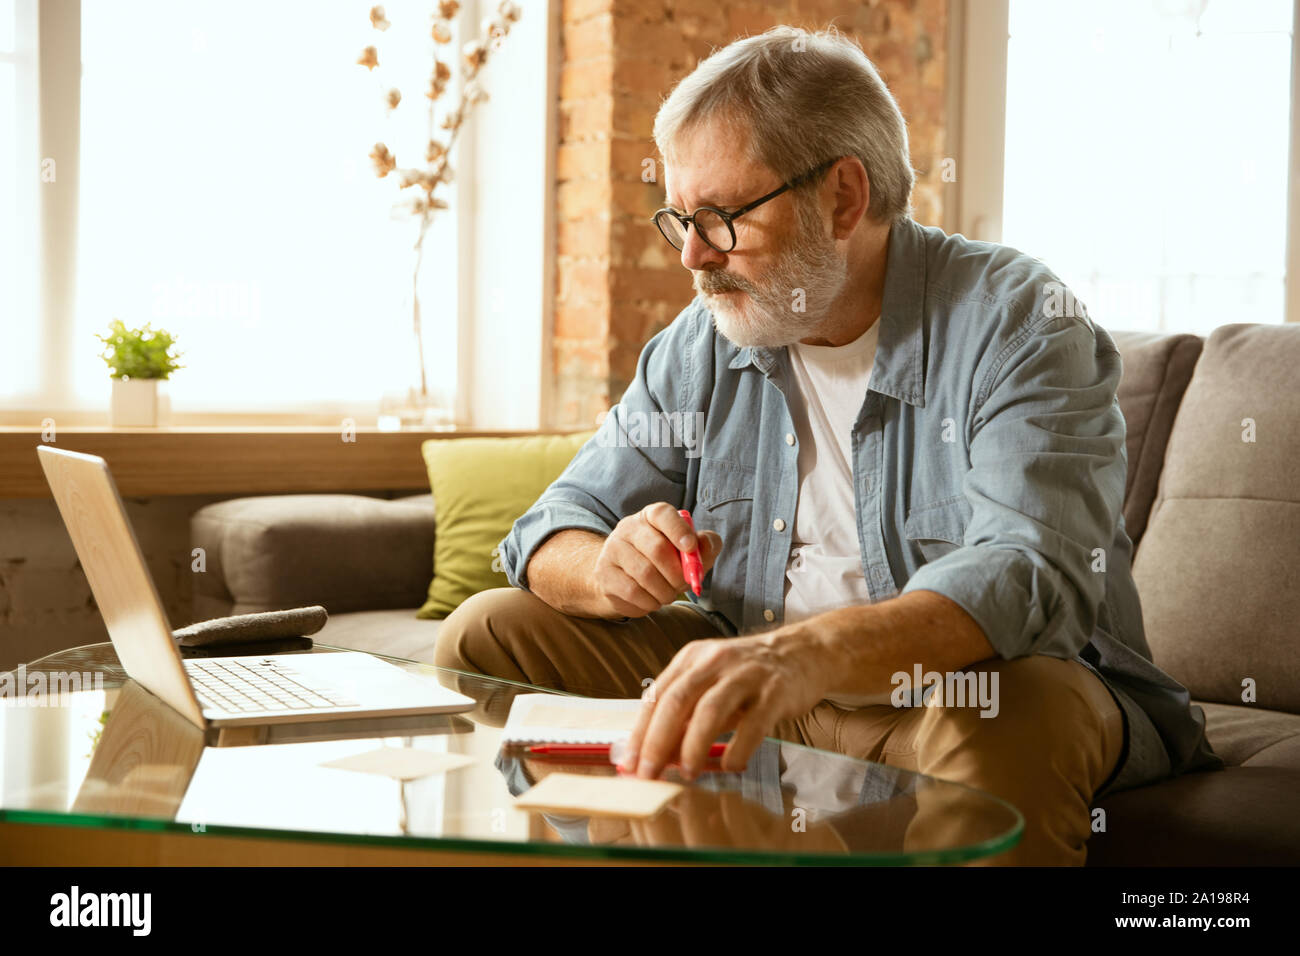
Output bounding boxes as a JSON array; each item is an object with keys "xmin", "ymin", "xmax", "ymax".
[
  {"xmin": 5, "ymin": 0, "xmax": 554, "ymax": 426},
  {"xmin": 1000, "ymin": 0, "xmax": 1294, "ymax": 334},
  {"xmin": 0, "ymin": 0, "xmax": 39, "ymax": 402},
  {"xmin": 74, "ymin": 0, "xmax": 457, "ymax": 414}
]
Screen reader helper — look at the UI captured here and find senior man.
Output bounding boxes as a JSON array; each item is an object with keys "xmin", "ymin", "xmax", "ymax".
[{"xmin": 436, "ymin": 25, "xmax": 1221, "ymax": 865}]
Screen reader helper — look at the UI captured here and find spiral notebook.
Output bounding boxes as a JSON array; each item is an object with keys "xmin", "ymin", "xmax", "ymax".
[{"xmin": 502, "ymin": 693, "xmax": 643, "ymax": 746}]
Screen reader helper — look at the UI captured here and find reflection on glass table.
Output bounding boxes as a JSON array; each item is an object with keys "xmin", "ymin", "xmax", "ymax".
[{"xmin": 0, "ymin": 643, "xmax": 1022, "ymax": 865}]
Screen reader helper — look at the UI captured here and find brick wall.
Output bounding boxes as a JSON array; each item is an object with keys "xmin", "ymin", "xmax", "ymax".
[{"xmin": 553, "ymin": 0, "xmax": 950, "ymax": 426}]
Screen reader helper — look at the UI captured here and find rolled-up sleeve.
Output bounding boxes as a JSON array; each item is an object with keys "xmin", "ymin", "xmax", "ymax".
[
  {"xmin": 902, "ymin": 314, "xmax": 1126, "ymax": 660},
  {"xmin": 499, "ymin": 308, "xmax": 701, "ymax": 591}
]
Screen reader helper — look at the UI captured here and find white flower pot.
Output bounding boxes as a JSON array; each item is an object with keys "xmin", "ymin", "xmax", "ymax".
[{"xmin": 110, "ymin": 378, "xmax": 160, "ymax": 427}]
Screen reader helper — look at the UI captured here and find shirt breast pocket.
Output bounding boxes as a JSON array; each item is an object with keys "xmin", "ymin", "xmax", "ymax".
[
  {"xmin": 904, "ymin": 495, "xmax": 972, "ymax": 565},
  {"xmin": 695, "ymin": 458, "xmax": 755, "ymax": 596}
]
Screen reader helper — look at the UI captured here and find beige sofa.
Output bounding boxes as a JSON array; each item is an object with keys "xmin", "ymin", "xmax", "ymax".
[{"xmin": 191, "ymin": 323, "xmax": 1300, "ymax": 865}]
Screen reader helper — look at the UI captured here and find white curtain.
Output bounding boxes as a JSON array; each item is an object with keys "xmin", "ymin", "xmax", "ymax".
[{"xmin": 0, "ymin": 0, "xmax": 41, "ymax": 403}]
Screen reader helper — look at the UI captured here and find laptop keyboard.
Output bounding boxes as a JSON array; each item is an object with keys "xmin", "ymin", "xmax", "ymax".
[{"xmin": 185, "ymin": 658, "xmax": 359, "ymax": 713}]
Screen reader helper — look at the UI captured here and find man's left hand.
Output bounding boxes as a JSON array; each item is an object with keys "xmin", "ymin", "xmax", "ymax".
[{"xmin": 623, "ymin": 628, "xmax": 833, "ymax": 780}]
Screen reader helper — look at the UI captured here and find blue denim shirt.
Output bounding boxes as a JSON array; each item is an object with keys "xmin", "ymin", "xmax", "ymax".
[{"xmin": 501, "ymin": 216, "xmax": 1222, "ymax": 796}]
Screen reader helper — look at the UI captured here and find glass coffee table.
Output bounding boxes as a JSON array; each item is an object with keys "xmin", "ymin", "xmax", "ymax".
[{"xmin": 0, "ymin": 643, "xmax": 1022, "ymax": 865}]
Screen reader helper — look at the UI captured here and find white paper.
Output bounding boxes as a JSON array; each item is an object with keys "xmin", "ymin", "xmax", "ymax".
[{"xmin": 502, "ymin": 694, "xmax": 644, "ymax": 746}]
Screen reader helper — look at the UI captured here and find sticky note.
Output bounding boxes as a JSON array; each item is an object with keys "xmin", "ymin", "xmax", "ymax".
[
  {"xmin": 322, "ymin": 747, "xmax": 475, "ymax": 781},
  {"xmin": 513, "ymin": 771, "xmax": 682, "ymax": 819}
]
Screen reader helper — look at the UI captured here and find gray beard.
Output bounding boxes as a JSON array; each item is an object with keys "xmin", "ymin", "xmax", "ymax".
[{"xmin": 694, "ymin": 202, "xmax": 848, "ymax": 349}]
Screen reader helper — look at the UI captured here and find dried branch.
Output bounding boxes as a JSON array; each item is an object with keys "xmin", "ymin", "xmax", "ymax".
[{"xmin": 357, "ymin": 0, "xmax": 521, "ymax": 401}]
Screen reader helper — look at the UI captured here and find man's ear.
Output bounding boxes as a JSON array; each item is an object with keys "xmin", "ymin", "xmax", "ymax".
[{"xmin": 829, "ymin": 157, "xmax": 870, "ymax": 240}]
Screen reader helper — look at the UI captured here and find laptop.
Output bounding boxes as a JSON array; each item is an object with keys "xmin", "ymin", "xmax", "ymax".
[{"xmin": 37, "ymin": 445, "xmax": 476, "ymax": 740}]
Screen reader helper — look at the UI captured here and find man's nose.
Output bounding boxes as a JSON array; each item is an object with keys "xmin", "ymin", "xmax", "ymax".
[{"xmin": 680, "ymin": 224, "xmax": 727, "ymax": 271}]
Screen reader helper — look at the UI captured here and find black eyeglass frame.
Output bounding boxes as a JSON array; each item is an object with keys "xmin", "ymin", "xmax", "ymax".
[{"xmin": 651, "ymin": 158, "xmax": 839, "ymax": 254}]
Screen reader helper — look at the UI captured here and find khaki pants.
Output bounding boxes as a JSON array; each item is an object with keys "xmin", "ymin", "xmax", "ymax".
[{"xmin": 435, "ymin": 587, "xmax": 1125, "ymax": 866}]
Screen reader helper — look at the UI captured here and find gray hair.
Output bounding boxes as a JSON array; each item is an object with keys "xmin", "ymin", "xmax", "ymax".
[{"xmin": 653, "ymin": 25, "xmax": 916, "ymax": 225}]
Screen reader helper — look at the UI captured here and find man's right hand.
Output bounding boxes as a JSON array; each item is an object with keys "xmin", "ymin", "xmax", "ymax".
[{"xmin": 590, "ymin": 503, "xmax": 723, "ymax": 619}]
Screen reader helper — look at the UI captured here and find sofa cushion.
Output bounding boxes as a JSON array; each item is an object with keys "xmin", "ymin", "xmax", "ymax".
[
  {"xmin": 416, "ymin": 431, "xmax": 597, "ymax": 619},
  {"xmin": 1197, "ymin": 701, "xmax": 1300, "ymax": 769},
  {"xmin": 191, "ymin": 494, "xmax": 435, "ymax": 618},
  {"xmin": 1132, "ymin": 324, "xmax": 1300, "ymax": 713},
  {"xmin": 1086, "ymin": 765, "xmax": 1300, "ymax": 865},
  {"xmin": 1111, "ymin": 331, "xmax": 1203, "ymax": 546},
  {"xmin": 314, "ymin": 607, "xmax": 442, "ymax": 662}
]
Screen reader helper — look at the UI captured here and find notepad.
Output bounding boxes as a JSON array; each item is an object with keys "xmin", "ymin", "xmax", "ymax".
[
  {"xmin": 514, "ymin": 772, "xmax": 682, "ymax": 819},
  {"xmin": 502, "ymin": 694, "xmax": 644, "ymax": 746}
]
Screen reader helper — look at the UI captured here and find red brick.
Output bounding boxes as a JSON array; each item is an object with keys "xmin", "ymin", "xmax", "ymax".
[
  {"xmin": 558, "ymin": 257, "xmax": 612, "ymax": 306},
  {"xmin": 564, "ymin": 13, "xmax": 614, "ymax": 62},
  {"xmin": 556, "ymin": 139, "xmax": 611, "ymax": 182},
  {"xmin": 611, "ymin": 216, "xmax": 679, "ymax": 269},
  {"xmin": 611, "ymin": 56, "xmax": 675, "ymax": 100},
  {"xmin": 608, "ymin": 339, "xmax": 646, "ymax": 393},
  {"xmin": 611, "ymin": 179, "xmax": 662, "ymax": 221},
  {"xmin": 558, "ymin": 218, "xmax": 611, "ymax": 260},
  {"xmin": 560, "ymin": 56, "xmax": 614, "ymax": 102},
  {"xmin": 554, "ymin": 301, "xmax": 609, "ymax": 339},
  {"xmin": 563, "ymin": 0, "xmax": 615, "ymax": 23},
  {"xmin": 547, "ymin": 0, "xmax": 950, "ymax": 426},
  {"xmin": 611, "ymin": 92, "xmax": 659, "ymax": 139},
  {"xmin": 610, "ymin": 265, "xmax": 691, "ymax": 305},
  {"xmin": 555, "ymin": 338, "xmax": 611, "ymax": 380},
  {"xmin": 610, "ymin": 0, "xmax": 668, "ymax": 27},
  {"xmin": 609, "ymin": 139, "xmax": 661, "ymax": 181},
  {"xmin": 673, "ymin": 3, "xmax": 727, "ymax": 41},
  {"xmin": 609, "ymin": 299, "xmax": 679, "ymax": 345},
  {"xmin": 559, "ymin": 94, "xmax": 615, "ymax": 140},
  {"xmin": 726, "ymin": 6, "xmax": 782, "ymax": 39},
  {"xmin": 632, "ymin": 231, "xmax": 679, "ymax": 271},
  {"xmin": 557, "ymin": 178, "xmax": 613, "ymax": 221},
  {"xmin": 609, "ymin": 154, "xmax": 662, "ymax": 196},
  {"xmin": 611, "ymin": 18, "xmax": 692, "ymax": 70}
]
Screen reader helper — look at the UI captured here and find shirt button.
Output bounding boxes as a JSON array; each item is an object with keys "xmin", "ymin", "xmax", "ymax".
[
  {"xmin": 785, "ymin": 433, "xmax": 795, "ymax": 446},
  {"xmin": 773, "ymin": 518, "xmax": 786, "ymax": 532},
  {"xmin": 763, "ymin": 609, "xmax": 775, "ymax": 622}
]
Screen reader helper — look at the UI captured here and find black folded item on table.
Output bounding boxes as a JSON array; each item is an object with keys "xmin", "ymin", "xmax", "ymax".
[{"xmin": 172, "ymin": 605, "xmax": 328, "ymax": 657}]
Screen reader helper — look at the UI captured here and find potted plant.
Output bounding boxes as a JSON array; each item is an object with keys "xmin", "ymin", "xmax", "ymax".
[{"xmin": 95, "ymin": 319, "xmax": 184, "ymax": 427}]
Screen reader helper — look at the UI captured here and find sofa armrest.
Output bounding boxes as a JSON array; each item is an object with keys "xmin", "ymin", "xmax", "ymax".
[
  {"xmin": 190, "ymin": 493, "xmax": 435, "ymax": 620},
  {"xmin": 1112, "ymin": 330, "xmax": 1203, "ymax": 547}
]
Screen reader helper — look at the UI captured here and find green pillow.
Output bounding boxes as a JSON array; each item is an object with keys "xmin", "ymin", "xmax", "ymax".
[{"xmin": 416, "ymin": 431, "xmax": 598, "ymax": 618}]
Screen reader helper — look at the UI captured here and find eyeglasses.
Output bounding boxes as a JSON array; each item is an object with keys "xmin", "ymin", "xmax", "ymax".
[{"xmin": 651, "ymin": 159, "xmax": 837, "ymax": 254}]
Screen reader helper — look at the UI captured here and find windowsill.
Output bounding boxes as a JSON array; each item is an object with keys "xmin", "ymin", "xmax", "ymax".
[
  {"xmin": 0, "ymin": 409, "xmax": 429, "ymax": 428},
  {"xmin": 0, "ymin": 425, "xmax": 585, "ymax": 497}
]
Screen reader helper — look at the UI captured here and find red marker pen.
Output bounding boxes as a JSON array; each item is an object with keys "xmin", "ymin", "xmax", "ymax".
[{"xmin": 678, "ymin": 509, "xmax": 703, "ymax": 596}]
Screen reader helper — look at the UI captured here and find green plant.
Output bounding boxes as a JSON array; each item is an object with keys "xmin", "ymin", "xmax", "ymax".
[
  {"xmin": 96, "ymin": 319, "xmax": 184, "ymax": 380},
  {"xmin": 86, "ymin": 708, "xmax": 111, "ymax": 759}
]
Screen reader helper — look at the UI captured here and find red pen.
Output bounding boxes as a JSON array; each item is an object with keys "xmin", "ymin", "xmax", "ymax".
[{"xmin": 677, "ymin": 509, "xmax": 703, "ymax": 596}]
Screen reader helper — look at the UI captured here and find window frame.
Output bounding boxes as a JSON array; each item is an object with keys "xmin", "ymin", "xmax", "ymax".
[
  {"xmin": 948, "ymin": 0, "xmax": 1300, "ymax": 326},
  {"xmin": 14, "ymin": 0, "xmax": 558, "ymax": 428}
]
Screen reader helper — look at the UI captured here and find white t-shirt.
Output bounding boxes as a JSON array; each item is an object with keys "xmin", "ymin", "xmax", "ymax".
[{"xmin": 783, "ymin": 315, "xmax": 891, "ymax": 708}]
